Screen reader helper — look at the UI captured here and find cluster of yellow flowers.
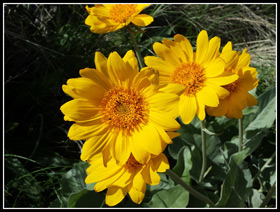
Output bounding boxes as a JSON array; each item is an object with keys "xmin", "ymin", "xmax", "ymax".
[{"xmin": 60, "ymin": 4, "xmax": 258, "ymax": 206}]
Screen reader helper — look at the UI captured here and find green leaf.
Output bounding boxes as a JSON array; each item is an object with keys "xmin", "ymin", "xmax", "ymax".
[
  {"xmin": 189, "ymin": 146, "xmax": 202, "ymax": 182},
  {"xmin": 143, "ymin": 184, "xmax": 189, "ymax": 208},
  {"xmin": 222, "ymin": 140, "xmax": 239, "ymax": 162},
  {"xmin": 68, "ymin": 189, "xmax": 88, "ymax": 207},
  {"xmin": 49, "ymin": 196, "xmax": 69, "ymax": 208},
  {"xmin": 61, "ymin": 161, "xmax": 90, "ymax": 197},
  {"xmin": 168, "ymin": 137, "xmax": 186, "ymax": 160},
  {"xmin": 68, "ymin": 189, "xmax": 105, "ymax": 208},
  {"xmin": 5, "ymin": 156, "xmax": 44, "ymax": 200},
  {"xmin": 242, "ymin": 130, "xmax": 268, "ymax": 157},
  {"xmin": 249, "ymin": 189, "xmax": 265, "ymax": 208},
  {"xmin": 145, "ymin": 173, "xmax": 174, "ymax": 201},
  {"xmin": 177, "ymin": 119, "xmax": 199, "ymax": 146},
  {"xmin": 245, "ymin": 88, "xmax": 276, "ymax": 131},
  {"xmin": 172, "ymin": 146, "xmax": 192, "ymax": 184},
  {"xmin": 216, "ymin": 156, "xmax": 252, "ymax": 207}
]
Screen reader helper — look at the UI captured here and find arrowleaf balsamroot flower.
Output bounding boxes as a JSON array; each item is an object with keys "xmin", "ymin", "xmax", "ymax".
[
  {"xmin": 85, "ymin": 152, "xmax": 169, "ymax": 206},
  {"xmin": 85, "ymin": 4, "xmax": 154, "ymax": 34},
  {"xmin": 60, "ymin": 50, "xmax": 184, "ymax": 166},
  {"xmin": 206, "ymin": 43, "xmax": 259, "ymax": 119},
  {"xmin": 145, "ymin": 30, "xmax": 239, "ymax": 124}
]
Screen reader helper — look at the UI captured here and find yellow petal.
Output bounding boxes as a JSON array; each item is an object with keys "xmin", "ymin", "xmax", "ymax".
[
  {"xmin": 174, "ymin": 34, "xmax": 194, "ymax": 62},
  {"xmin": 207, "ymin": 73, "xmax": 239, "ymax": 86},
  {"xmin": 141, "ymin": 163, "xmax": 160, "ymax": 185},
  {"xmin": 149, "ymin": 109, "xmax": 181, "ymax": 131},
  {"xmin": 153, "ymin": 42, "xmax": 181, "ymax": 66},
  {"xmin": 110, "ymin": 133, "xmax": 131, "ymax": 165},
  {"xmin": 93, "ymin": 170, "xmax": 124, "ymax": 192},
  {"xmin": 105, "ymin": 187, "xmax": 128, "ymax": 206},
  {"xmin": 135, "ymin": 124, "xmax": 165, "ymax": 155},
  {"xmin": 195, "ymin": 30, "xmax": 209, "ymax": 65},
  {"xmin": 95, "ymin": 51, "xmax": 109, "ymax": 76},
  {"xmin": 131, "ymin": 133, "xmax": 151, "ymax": 164},
  {"xmin": 79, "ymin": 67, "xmax": 112, "ymax": 90},
  {"xmin": 128, "ymin": 172, "xmax": 146, "ymax": 204},
  {"xmin": 246, "ymin": 93, "xmax": 258, "ymax": 107},
  {"xmin": 132, "ymin": 14, "xmax": 153, "ymax": 26},
  {"xmin": 154, "ymin": 124, "xmax": 173, "ymax": 145},
  {"xmin": 133, "ymin": 66, "xmax": 158, "ymax": 88},
  {"xmin": 205, "ymin": 82, "xmax": 230, "ymax": 99},
  {"xmin": 62, "ymin": 77, "xmax": 107, "ymax": 104},
  {"xmin": 147, "ymin": 92, "xmax": 180, "ymax": 115},
  {"xmin": 159, "ymin": 83, "xmax": 185, "ymax": 96},
  {"xmin": 167, "ymin": 131, "xmax": 181, "ymax": 140},
  {"xmin": 144, "ymin": 56, "xmax": 175, "ymax": 77},
  {"xmin": 67, "ymin": 121, "xmax": 107, "ymax": 140},
  {"xmin": 85, "ymin": 14, "xmax": 98, "ymax": 26},
  {"xmin": 102, "ymin": 143, "xmax": 112, "ymax": 167},
  {"xmin": 227, "ymin": 98, "xmax": 243, "ymax": 119},
  {"xmin": 135, "ymin": 4, "xmax": 151, "ymax": 12},
  {"xmin": 151, "ymin": 153, "xmax": 170, "ymax": 172},
  {"xmin": 230, "ymin": 88, "xmax": 248, "ymax": 110},
  {"xmin": 237, "ymin": 49, "xmax": 251, "ymax": 71},
  {"xmin": 80, "ymin": 133, "xmax": 110, "ymax": 161},
  {"xmin": 91, "ymin": 6, "xmax": 110, "ymax": 17},
  {"xmin": 220, "ymin": 50, "xmax": 238, "ymax": 69},
  {"xmin": 112, "ymin": 169, "xmax": 133, "ymax": 188},
  {"xmin": 204, "ymin": 36, "xmax": 221, "ymax": 65},
  {"xmin": 238, "ymin": 68, "xmax": 259, "ymax": 91},
  {"xmin": 137, "ymin": 77, "xmax": 158, "ymax": 98},
  {"xmin": 86, "ymin": 155, "xmax": 119, "ymax": 183},
  {"xmin": 204, "ymin": 57, "xmax": 225, "ymax": 77},
  {"xmin": 222, "ymin": 41, "xmax": 233, "ymax": 53},
  {"xmin": 60, "ymin": 99, "xmax": 99, "ymax": 122},
  {"xmin": 206, "ymin": 98, "xmax": 228, "ymax": 117},
  {"xmin": 179, "ymin": 95, "xmax": 197, "ymax": 124},
  {"xmin": 196, "ymin": 85, "xmax": 219, "ymax": 107},
  {"xmin": 107, "ymin": 51, "xmax": 135, "ymax": 87},
  {"xmin": 196, "ymin": 97, "xmax": 206, "ymax": 121},
  {"xmin": 123, "ymin": 50, "xmax": 139, "ymax": 74}
]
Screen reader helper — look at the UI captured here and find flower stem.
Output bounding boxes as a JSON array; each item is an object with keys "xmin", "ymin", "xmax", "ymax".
[
  {"xmin": 238, "ymin": 118, "xmax": 243, "ymax": 152},
  {"xmin": 127, "ymin": 26, "xmax": 145, "ymax": 69},
  {"xmin": 199, "ymin": 119, "xmax": 207, "ymax": 184},
  {"xmin": 259, "ymin": 181, "xmax": 276, "ymax": 208},
  {"xmin": 252, "ymin": 152, "xmax": 276, "ymax": 184},
  {"xmin": 165, "ymin": 169, "xmax": 215, "ymax": 207}
]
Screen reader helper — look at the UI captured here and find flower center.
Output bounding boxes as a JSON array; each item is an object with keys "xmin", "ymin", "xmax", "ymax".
[
  {"xmin": 124, "ymin": 154, "xmax": 142, "ymax": 170},
  {"xmin": 223, "ymin": 81, "xmax": 238, "ymax": 93},
  {"xmin": 109, "ymin": 4, "xmax": 137, "ymax": 23},
  {"xmin": 100, "ymin": 86, "xmax": 149, "ymax": 135},
  {"xmin": 171, "ymin": 62, "xmax": 206, "ymax": 96}
]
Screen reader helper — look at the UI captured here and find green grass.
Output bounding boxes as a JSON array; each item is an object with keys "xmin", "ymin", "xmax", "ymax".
[{"xmin": 4, "ymin": 4, "xmax": 276, "ymax": 208}]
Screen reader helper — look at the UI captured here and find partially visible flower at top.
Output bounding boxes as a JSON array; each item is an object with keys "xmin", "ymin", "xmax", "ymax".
[
  {"xmin": 206, "ymin": 43, "xmax": 259, "ymax": 119},
  {"xmin": 60, "ymin": 50, "xmax": 184, "ymax": 166},
  {"xmin": 85, "ymin": 152, "xmax": 169, "ymax": 206},
  {"xmin": 145, "ymin": 30, "xmax": 239, "ymax": 124},
  {"xmin": 85, "ymin": 4, "xmax": 154, "ymax": 34}
]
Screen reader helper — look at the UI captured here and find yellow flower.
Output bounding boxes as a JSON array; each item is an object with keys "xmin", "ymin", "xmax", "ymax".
[
  {"xmin": 85, "ymin": 4, "xmax": 154, "ymax": 34},
  {"xmin": 206, "ymin": 43, "xmax": 259, "ymax": 119},
  {"xmin": 145, "ymin": 30, "xmax": 239, "ymax": 124},
  {"xmin": 85, "ymin": 152, "xmax": 169, "ymax": 206},
  {"xmin": 60, "ymin": 50, "xmax": 184, "ymax": 166}
]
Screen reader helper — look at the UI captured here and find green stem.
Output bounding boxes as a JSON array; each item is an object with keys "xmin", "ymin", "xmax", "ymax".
[
  {"xmin": 259, "ymin": 181, "xmax": 276, "ymax": 208},
  {"xmin": 165, "ymin": 169, "xmax": 215, "ymax": 207},
  {"xmin": 199, "ymin": 119, "xmax": 207, "ymax": 184},
  {"xmin": 238, "ymin": 118, "xmax": 243, "ymax": 152},
  {"xmin": 127, "ymin": 25, "xmax": 145, "ymax": 69},
  {"xmin": 252, "ymin": 152, "xmax": 276, "ymax": 184}
]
